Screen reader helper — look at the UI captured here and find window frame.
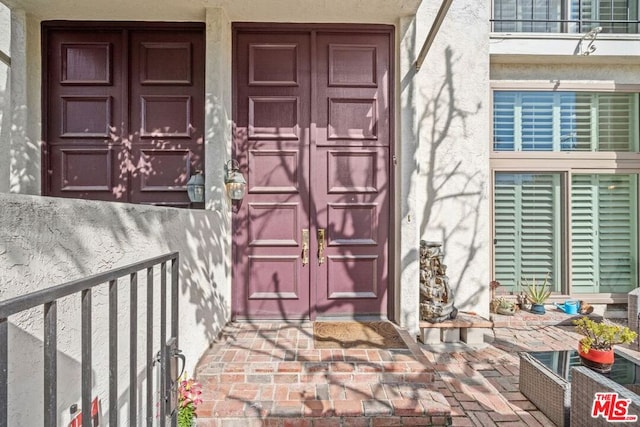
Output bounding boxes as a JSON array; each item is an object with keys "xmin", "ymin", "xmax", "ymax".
[{"xmin": 490, "ymin": 81, "xmax": 640, "ymax": 302}]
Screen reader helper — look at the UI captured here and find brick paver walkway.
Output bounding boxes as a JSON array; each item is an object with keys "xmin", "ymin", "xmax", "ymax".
[{"xmin": 192, "ymin": 318, "xmax": 638, "ymax": 427}]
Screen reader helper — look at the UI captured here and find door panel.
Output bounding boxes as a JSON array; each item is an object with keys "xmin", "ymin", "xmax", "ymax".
[
  {"xmin": 129, "ymin": 30, "xmax": 205, "ymax": 206},
  {"xmin": 44, "ymin": 24, "xmax": 204, "ymax": 206},
  {"xmin": 233, "ymin": 26, "xmax": 392, "ymax": 320},
  {"xmin": 234, "ymin": 32, "xmax": 312, "ymax": 319},
  {"xmin": 313, "ymin": 32, "xmax": 390, "ymax": 316},
  {"xmin": 47, "ymin": 30, "xmax": 127, "ymax": 201}
]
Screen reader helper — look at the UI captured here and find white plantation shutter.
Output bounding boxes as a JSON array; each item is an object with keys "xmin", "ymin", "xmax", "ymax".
[
  {"xmin": 494, "ymin": 0, "xmax": 518, "ymax": 31},
  {"xmin": 571, "ymin": 175, "xmax": 598, "ymax": 292},
  {"xmin": 493, "ymin": 91, "xmax": 638, "ymax": 152},
  {"xmin": 597, "ymin": 93, "xmax": 637, "ymax": 151},
  {"xmin": 598, "ymin": 175, "xmax": 638, "ymax": 292},
  {"xmin": 495, "ymin": 173, "xmax": 561, "ymax": 293},
  {"xmin": 571, "ymin": 0, "xmax": 636, "ymax": 32},
  {"xmin": 571, "ymin": 174, "xmax": 638, "ymax": 293},
  {"xmin": 559, "ymin": 93, "xmax": 592, "ymax": 151},
  {"xmin": 494, "ymin": 175, "xmax": 520, "ymax": 289},
  {"xmin": 493, "ymin": 92, "xmax": 517, "ymax": 151},
  {"xmin": 521, "ymin": 93, "xmax": 554, "ymax": 151}
]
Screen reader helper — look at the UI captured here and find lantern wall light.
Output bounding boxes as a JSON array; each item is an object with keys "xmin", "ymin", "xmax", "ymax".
[
  {"xmin": 225, "ymin": 160, "xmax": 247, "ymax": 200},
  {"xmin": 186, "ymin": 170, "xmax": 205, "ymax": 203}
]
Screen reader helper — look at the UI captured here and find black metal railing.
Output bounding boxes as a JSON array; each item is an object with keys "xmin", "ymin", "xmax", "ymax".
[
  {"xmin": 491, "ymin": 18, "xmax": 640, "ymax": 33},
  {"xmin": 0, "ymin": 252, "xmax": 179, "ymax": 427},
  {"xmin": 492, "ymin": 0, "xmax": 640, "ymax": 33}
]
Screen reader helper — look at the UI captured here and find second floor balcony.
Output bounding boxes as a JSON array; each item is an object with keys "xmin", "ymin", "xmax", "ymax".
[{"xmin": 492, "ymin": 0, "xmax": 639, "ymax": 34}]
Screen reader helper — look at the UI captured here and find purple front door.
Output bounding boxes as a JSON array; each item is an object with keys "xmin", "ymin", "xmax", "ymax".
[{"xmin": 233, "ymin": 25, "xmax": 392, "ymax": 320}]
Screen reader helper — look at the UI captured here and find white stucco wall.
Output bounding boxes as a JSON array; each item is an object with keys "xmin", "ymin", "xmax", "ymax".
[
  {"xmin": 0, "ymin": 3, "xmax": 9, "ymax": 194},
  {"xmin": 491, "ymin": 63, "xmax": 640, "ymax": 83},
  {"xmin": 0, "ymin": 193, "xmax": 230, "ymax": 425},
  {"xmin": 398, "ymin": 0, "xmax": 491, "ymax": 335}
]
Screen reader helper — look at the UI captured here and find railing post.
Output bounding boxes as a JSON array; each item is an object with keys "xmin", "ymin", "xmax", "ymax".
[
  {"xmin": 81, "ymin": 289, "xmax": 92, "ymax": 427},
  {"xmin": 159, "ymin": 262, "xmax": 167, "ymax": 427},
  {"xmin": 171, "ymin": 255, "xmax": 179, "ymax": 345},
  {"xmin": 108, "ymin": 279, "xmax": 118, "ymax": 427},
  {"xmin": 44, "ymin": 302, "xmax": 57, "ymax": 427},
  {"xmin": 0, "ymin": 318, "xmax": 7, "ymax": 427},
  {"xmin": 130, "ymin": 272, "xmax": 138, "ymax": 426},
  {"xmin": 146, "ymin": 268, "xmax": 154, "ymax": 427}
]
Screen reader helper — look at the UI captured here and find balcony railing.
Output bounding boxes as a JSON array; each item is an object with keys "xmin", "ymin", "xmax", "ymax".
[
  {"xmin": 492, "ymin": 0, "xmax": 640, "ymax": 34},
  {"xmin": 0, "ymin": 252, "xmax": 179, "ymax": 427},
  {"xmin": 491, "ymin": 18, "xmax": 640, "ymax": 33}
]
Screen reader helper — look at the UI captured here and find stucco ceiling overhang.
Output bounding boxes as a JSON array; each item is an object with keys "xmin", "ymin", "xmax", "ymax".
[{"xmin": 2, "ymin": 0, "xmax": 423, "ymax": 23}]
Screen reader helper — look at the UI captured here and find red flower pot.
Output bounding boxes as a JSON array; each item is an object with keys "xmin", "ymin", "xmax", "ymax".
[{"xmin": 578, "ymin": 340, "xmax": 614, "ymax": 373}]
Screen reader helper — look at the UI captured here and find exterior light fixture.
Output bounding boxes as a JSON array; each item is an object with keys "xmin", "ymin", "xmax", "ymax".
[
  {"xmin": 186, "ymin": 170, "xmax": 205, "ymax": 203},
  {"xmin": 225, "ymin": 160, "xmax": 247, "ymax": 200}
]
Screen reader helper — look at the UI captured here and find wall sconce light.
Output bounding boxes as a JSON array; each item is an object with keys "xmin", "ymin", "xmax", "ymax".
[
  {"xmin": 186, "ymin": 170, "xmax": 205, "ymax": 203},
  {"xmin": 225, "ymin": 160, "xmax": 247, "ymax": 200}
]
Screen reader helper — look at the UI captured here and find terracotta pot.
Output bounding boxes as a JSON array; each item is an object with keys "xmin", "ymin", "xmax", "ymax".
[{"xmin": 578, "ymin": 340, "xmax": 614, "ymax": 373}]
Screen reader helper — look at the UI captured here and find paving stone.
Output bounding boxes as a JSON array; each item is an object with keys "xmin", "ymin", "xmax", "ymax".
[{"xmin": 194, "ymin": 322, "xmax": 628, "ymax": 426}]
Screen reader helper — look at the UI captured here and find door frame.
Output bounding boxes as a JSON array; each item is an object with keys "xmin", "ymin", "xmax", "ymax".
[{"xmin": 231, "ymin": 22, "xmax": 396, "ymax": 321}]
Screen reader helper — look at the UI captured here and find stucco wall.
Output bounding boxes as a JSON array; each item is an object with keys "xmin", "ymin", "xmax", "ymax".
[
  {"xmin": 398, "ymin": 0, "xmax": 491, "ymax": 335},
  {"xmin": 491, "ymin": 63, "xmax": 640, "ymax": 83},
  {"xmin": 0, "ymin": 193, "xmax": 230, "ymax": 425}
]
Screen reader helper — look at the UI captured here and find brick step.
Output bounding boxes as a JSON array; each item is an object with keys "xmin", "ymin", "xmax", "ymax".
[
  {"xmin": 195, "ymin": 415, "xmax": 452, "ymax": 426},
  {"xmin": 194, "ymin": 385, "xmax": 451, "ymax": 424}
]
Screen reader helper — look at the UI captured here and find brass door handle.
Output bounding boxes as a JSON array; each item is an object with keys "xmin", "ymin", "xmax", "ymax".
[
  {"xmin": 318, "ymin": 228, "xmax": 325, "ymax": 265},
  {"xmin": 302, "ymin": 229, "xmax": 309, "ymax": 266}
]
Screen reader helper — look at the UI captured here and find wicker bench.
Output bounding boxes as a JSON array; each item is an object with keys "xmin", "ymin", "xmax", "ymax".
[
  {"xmin": 570, "ymin": 366, "xmax": 640, "ymax": 426},
  {"xmin": 519, "ymin": 352, "xmax": 571, "ymax": 426}
]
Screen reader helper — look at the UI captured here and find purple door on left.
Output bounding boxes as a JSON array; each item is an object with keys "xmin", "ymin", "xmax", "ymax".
[{"xmin": 43, "ymin": 24, "xmax": 204, "ymax": 206}]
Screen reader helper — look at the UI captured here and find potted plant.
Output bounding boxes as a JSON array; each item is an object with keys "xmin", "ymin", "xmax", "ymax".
[
  {"xmin": 523, "ymin": 275, "xmax": 551, "ymax": 315},
  {"xmin": 178, "ymin": 374, "xmax": 203, "ymax": 427},
  {"xmin": 573, "ymin": 316, "xmax": 637, "ymax": 373},
  {"xmin": 492, "ymin": 297, "xmax": 517, "ymax": 316}
]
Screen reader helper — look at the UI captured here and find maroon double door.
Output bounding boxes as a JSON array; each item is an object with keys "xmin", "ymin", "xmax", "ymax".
[
  {"xmin": 233, "ymin": 25, "xmax": 393, "ymax": 320},
  {"xmin": 43, "ymin": 23, "xmax": 204, "ymax": 206}
]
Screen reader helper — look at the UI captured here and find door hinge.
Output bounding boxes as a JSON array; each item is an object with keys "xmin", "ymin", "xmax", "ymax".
[{"xmin": 392, "ymin": 155, "xmax": 398, "ymax": 165}]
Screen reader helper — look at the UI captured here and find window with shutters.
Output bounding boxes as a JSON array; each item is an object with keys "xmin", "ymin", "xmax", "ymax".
[
  {"xmin": 492, "ymin": 0, "xmax": 640, "ymax": 33},
  {"xmin": 493, "ymin": 92, "xmax": 639, "ymax": 152},
  {"xmin": 494, "ymin": 173, "xmax": 562, "ymax": 293},
  {"xmin": 492, "ymin": 89, "xmax": 640, "ymax": 298}
]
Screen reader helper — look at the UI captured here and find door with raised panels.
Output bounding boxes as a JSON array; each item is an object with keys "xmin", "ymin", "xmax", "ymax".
[
  {"xmin": 44, "ymin": 23, "xmax": 204, "ymax": 206},
  {"xmin": 232, "ymin": 25, "xmax": 392, "ymax": 320}
]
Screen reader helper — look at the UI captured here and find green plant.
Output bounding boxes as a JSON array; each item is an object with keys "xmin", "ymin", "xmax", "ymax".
[
  {"xmin": 178, "ymin": 374, "xmax": 203, "ymax": 427},
  {"xmin": 523, "ymin": 274, "xmax": 551, "ymax": 304},
  {"xmin": 573, "ymin": 316, "xmax": 637, "ymax": 353}
]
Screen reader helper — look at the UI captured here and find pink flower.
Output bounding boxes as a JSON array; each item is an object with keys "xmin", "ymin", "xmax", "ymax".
[{"xmin": 178, "ymin": 376, "xmax": 203, "ymax": 410}]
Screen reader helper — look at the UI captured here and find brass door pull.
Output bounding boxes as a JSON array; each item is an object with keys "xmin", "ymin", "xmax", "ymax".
[
  {"xmin": 302, "ymin": 229, "xmax": 309, "ymax": 266},
  {"xmin": 318, "ymin": 228, "xmax": 325, "ymax": 264}
]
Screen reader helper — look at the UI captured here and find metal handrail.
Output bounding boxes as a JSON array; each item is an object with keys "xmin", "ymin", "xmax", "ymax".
[
  {"xmin": 491, "ymin": 18, "xmax": 640, "ymax": 33},
  {"xmin": 490, "ymin": 18, "xmax": 640, "ymax": 25},
  {"xmin": 0, "ymin": 251, "xmax": 179, "ymax": 427}
]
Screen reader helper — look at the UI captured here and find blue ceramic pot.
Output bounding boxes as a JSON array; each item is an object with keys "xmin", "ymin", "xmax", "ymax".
[{"xmin": 530, "ymin": 303, "xmax": 545, "ymax": 315}]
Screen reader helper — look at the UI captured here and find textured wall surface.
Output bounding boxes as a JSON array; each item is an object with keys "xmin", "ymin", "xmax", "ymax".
[
  {"xmin": 398, "ymin": 0, "xmax": 491, "ymax": 336},
  {"xmin": 491, "ymin": 63, "xmax": 640, "ymax": 83},
  {"xmin": 0, "ymin": 193, "xmax": 230, "ymax": 425}
]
